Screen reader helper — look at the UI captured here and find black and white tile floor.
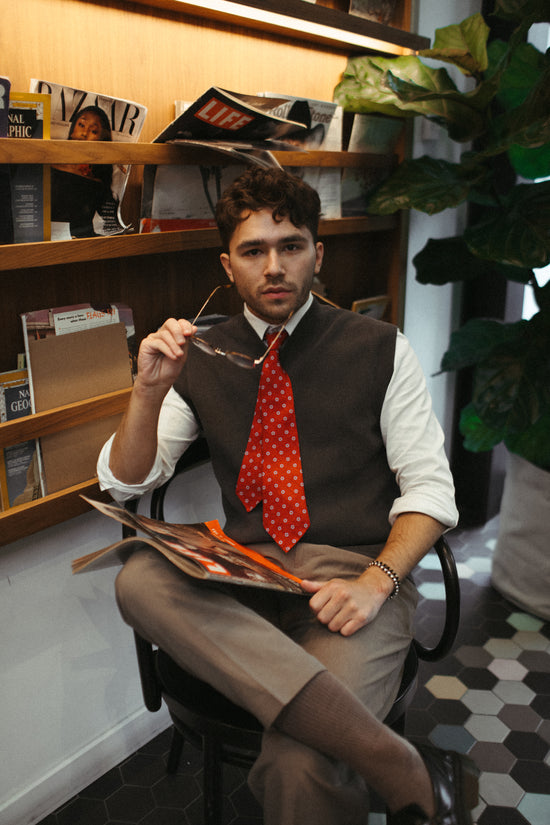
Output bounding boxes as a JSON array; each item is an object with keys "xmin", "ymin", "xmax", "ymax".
[{"xmin": 39, "ymin": 516, "xmax": 550, "ymax": 825}]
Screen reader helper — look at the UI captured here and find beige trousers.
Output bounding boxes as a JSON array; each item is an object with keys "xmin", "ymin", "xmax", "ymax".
[{"xmin": 115, "ymin": 540, "xmax": 418, "ymax": 825}]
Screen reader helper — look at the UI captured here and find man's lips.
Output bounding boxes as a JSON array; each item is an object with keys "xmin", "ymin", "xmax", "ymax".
[{"xmin": 262, "ymin": 287, "xmax": 292, "ymax": 299}]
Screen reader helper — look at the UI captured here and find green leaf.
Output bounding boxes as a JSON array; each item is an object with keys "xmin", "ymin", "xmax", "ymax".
[
  {"xmin": 334, "ymin": 51, "xmax": 500, "ymax": 143},
  {"xmin": 418, "ymin": 13, "xmax": 490, "ymax": 76},
  {"xmin": 413, "ymin": 237, "xmax": 534, "ymax": 286},
  {"xmin": 459, "ymin": 403, "xmax": 504, "ymax": 452},
  {"xmin": 449, "ymin": 286, "xmax": 550, "ymax": 469},
  {"xmin": 366, "ymin": 156, "xmax": 484, "ymax": 215},
  {"xmin": 453, "ymin": 313, "xmax": 550, "ymax": 464},
  {"xmin": 440, "ymin": 318, "xmax": 517, "ymax": 372},
  {"xmin": 505, "ymin": 413, "xmax": 550, "ymax": 471},
  {"xmin": 414, "ymin": 236, "xmax": 494, "ymax": 284},
  {"xmin": 385, "ymin": 72, "xmax": 499, "ymax": 142},
  {"xmin": 488, "ymin": 51, "xmax": 550, "ymax": 157},
  {"xmin": 465, "ymin": 182, "xmax": 550, "ymax": 269},
  {"xmin": 493, "ymin": 262, "xmax": 533, "ymax": 285},
  {"xmin": 492, "ymin": 40, "xmax": 547, "ymax": 110},
  {"xmin": 334, "ymin": 54, "xmax": 458, "ymax": 118},
  {"xmin": 492, "ymin": 0, "xmax": 550, "ymax": 24}
]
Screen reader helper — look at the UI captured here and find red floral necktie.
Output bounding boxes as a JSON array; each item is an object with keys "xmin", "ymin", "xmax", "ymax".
[{"xmin": 236, "ymin": 330, "xmax": 310, "ymax": 551}]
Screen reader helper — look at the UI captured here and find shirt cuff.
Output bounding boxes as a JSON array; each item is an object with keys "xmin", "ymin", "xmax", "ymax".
[{"xmin": 96, "ymin": 434, "xmax": 167, "ymax": 503}]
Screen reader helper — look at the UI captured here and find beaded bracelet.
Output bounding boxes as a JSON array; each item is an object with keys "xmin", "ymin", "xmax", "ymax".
[{"xmin": 367, "ymin": 560, "xmax": 401, "ymax": 600}]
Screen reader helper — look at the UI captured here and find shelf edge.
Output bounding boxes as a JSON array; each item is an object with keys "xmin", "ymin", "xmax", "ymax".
[{"xmin": 0, "ymin": 480, "xmax": 110, "ymax": 547}]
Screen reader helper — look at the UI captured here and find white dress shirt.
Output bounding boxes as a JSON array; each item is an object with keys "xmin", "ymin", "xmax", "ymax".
[{"xmin": 98, "ymin": 295, "xmax": 459, "ymax": 530}]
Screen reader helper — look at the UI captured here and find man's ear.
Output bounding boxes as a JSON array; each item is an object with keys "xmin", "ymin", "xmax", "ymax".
[
  {"xmin": 220, "ymin": 252, "xmax": 234, "ymax": 283},
  {"xmin": 314, "ymin": 241, "xmax": 324, "ymax": 275}
]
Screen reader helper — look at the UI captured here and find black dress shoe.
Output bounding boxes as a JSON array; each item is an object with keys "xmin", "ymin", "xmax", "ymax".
[{"xmin": 389, "ymin": 744, "xmax": 479, "ymax": 825}]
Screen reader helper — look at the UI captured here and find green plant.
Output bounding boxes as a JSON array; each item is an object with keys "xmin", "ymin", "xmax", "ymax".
[{"xmin": 334, "ymin": 0, "xmax": 550, "ymax": 471}]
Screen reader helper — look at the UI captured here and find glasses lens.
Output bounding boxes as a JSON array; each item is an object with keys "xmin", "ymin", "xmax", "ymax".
[
  {"xmin": 191, "ymin": 337, "xmax": 216, "ymax": 356},
  {"xmin": 227, "ymin": 352, "xmax": 256, "ymax": 369}
]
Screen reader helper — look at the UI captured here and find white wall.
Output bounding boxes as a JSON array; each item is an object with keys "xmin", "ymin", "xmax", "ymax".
[
  {"xmin": 403, "ymin": 0, "xmax": 481, "ymax": 443},
  {"xmin": 0, "ymin": 462, "xmax": 223, "ymax": 825}
]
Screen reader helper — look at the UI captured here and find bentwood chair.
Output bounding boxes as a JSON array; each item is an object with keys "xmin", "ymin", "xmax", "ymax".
[{"xmin": 125, "ymin": 438, "xmax": 460, "ymax": 825}]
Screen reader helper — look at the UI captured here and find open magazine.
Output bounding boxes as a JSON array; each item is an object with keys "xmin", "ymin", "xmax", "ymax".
[
  {"xmin": 154, "ymin": 87, "xmax": 307, "ymax": 144},
  {"xmin": 29, "ymin": 79, "xmax": 147, "ymax": 239},
  {"xmin": 73, "ymin": 496, "xmax": 305, "ymax": 595}
]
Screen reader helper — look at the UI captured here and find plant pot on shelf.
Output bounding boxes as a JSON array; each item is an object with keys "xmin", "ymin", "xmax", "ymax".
[{"xmin": 491, "ymin": 452, "xmax": 550, "ymax": 621}]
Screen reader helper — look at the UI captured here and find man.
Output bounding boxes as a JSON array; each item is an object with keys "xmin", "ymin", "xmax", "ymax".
[{"xmin": 98, "ymin": 167, "xmax": 478, "ymax": 825}]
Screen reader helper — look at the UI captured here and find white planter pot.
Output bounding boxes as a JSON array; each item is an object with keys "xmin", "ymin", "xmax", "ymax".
[{"xmin": 491, "ymin": 452, "xmax": 550, "ymax": 620}]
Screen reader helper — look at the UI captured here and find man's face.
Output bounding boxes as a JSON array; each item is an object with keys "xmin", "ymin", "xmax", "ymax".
[{"xmin": 220, "ymin": 208, "xmax": 324, "ymax": 325}]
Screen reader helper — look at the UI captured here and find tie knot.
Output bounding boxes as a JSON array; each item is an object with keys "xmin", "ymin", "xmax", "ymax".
[{"xmin": 265, "ymin": 328, "xmax": 288, "ymax": 350}]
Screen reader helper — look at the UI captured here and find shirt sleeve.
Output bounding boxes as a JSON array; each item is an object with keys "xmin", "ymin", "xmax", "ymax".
[
  {"xmin": 381, "ymin": 331, "xmax": 459, "ymax": 529},
  {"xmin": 96, "ymin": 387, "xmax": 200, "ymax": 502}
]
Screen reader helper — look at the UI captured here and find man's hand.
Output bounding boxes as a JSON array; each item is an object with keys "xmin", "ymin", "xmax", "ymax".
[
  {"xmin": 107, "ymin": 317, "xmax": 196, "ymax": 485},
  {"xmin": 137, "ymin": 318, "xmax": 197, "ymax": 393},
  {"xmin": 301, "ymin": 576, "xmax": 388, "ymax": 637}
]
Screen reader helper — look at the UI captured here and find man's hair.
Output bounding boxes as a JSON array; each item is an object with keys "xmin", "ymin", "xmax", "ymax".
[{"xmin": 215, "ymin": 167, "xmax": 321, "ymax": 250}]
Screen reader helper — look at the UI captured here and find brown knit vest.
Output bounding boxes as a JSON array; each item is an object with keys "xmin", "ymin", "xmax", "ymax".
[{"xmin": 175, "ymin": 300, "xmax": 399, "ymax": 551}]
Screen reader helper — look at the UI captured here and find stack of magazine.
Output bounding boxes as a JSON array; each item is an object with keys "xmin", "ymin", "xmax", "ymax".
[{"xmin": 140, "ymin": 87, "xmax": 342, "ymax": 232}]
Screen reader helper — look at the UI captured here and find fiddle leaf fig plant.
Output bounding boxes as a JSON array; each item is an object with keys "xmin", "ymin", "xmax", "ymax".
[{"xmin": 334, "ymin": 0, "xmax": 550, "ymax": 471}]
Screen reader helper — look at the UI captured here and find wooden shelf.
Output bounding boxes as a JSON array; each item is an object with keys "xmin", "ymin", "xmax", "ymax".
[
  {"xmin": 0, "ymin": 389, "xmax": 132, "ymax": 545},
  {"xmin": 0, "ymin": 140, "xmax": 397, "ymax": 270},
  {"xmin": 0, "ymin": 139, "xmax": 395, "ymax": 167},
  {"xmin": 0, "ymin": 216, "xmax": 396, "ymax": 271},
  {"xmin": 126, "ymin": 0, "xmax": 430, "ymax": 54},
  {"xmin": 0, "ymin": 389, "xmax": 133, "ymax": 449},
  {"xmin": 0, "ymin": 479, "xmax": 111, "ymax": 547}
]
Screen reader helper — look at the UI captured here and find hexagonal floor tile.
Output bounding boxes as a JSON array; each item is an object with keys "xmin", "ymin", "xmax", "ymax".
[
  {"xmin": 462, "ymin": 689, "xmax": 504, "ymax": 715},
  {"xmin": 429, "ymin": 723, "xmax": 476, "ymax": 753},
  {"xmin": 518, "ymin": 792, "xmax": 550, "ymax": 825},
  {"xmin": 488, "ymin": 658, "xmax": 528, "ymax": 681},
  {"xmin": 425, "ymin": 675, "xmax": 467, "ymax": 700},
  {"xmin": 465, "ymin": 714, "xmax": 510, "ymax": 743},
  {"xmin": 469, "ymin": 741, "xmax": 516, "ymax": 773},
  {"xmin": 507, "ymin": 612, "xmax": 544, "ymax": 632},
  {"xmin": 479, "ymin": 772, "xmax": 524, "ymax": 807},
  {"xmin": 484, "ymin": 638, "xmax": 523, "ymax": 659}
]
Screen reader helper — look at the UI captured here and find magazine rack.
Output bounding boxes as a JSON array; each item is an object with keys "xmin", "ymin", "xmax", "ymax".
[{"xmin": 126, "ymin": 443, "xmax": 461, "ymax": 824}]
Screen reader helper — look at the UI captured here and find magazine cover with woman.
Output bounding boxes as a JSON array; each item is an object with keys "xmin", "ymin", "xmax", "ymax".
[{"xmin": 30, "ymin": 79, "xmax": 147, "ymax": 239}]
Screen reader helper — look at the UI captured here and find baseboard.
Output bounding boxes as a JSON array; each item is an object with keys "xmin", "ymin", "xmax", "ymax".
[{"xmin": 0, "ymin": 705, "xmax": 171, "ymax": 825}]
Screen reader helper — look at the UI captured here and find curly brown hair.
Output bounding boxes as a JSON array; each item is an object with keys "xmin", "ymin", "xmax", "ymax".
[{"xmin": 215, "ymin": 167, "xmax": 321, "ymax": 250}]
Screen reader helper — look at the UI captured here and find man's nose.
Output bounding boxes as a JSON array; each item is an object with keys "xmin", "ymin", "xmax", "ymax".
[{"xmin": 265, "ymin": 249, "xmax": 283, "ymax": 276}]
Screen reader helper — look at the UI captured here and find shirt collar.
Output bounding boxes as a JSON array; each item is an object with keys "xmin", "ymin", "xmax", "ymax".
[{"xmin": 243, "ymin": 292, "xmax": 313, "ymax": 339}]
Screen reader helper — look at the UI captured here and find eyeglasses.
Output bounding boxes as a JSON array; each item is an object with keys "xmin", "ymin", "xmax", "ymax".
[{"xmin": 189, "ymin": 284, "xmax": 292, "ymax": 369}]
